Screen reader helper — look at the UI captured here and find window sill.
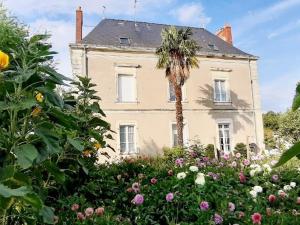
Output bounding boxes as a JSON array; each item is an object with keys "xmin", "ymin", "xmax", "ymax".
[
  {"xmin": 120, "ymin": 152, "xmax": 139, "ymax": 156},
  {"xmin": 214, "ymin": 101, "xmax": 232, "ymax": 106},
  {"xmin": 115, "ymin": 101, "xmax": 139, "ymax": 104},
  {"xmin": 167, "ymin": 100, "xmax": 189, "ymax": 103}
]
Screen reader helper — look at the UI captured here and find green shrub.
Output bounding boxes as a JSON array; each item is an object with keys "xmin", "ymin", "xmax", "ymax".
[
  {"xmin": 163, "ymin": 146, "xmax": 185, "ymax": 161},
  {"xmin": 234, "ymin": 143, "xmax": 247, "ymax": 157},
  {"xmin": 205, "ymin": 144, "xmax": 215, "ymax": 159}
]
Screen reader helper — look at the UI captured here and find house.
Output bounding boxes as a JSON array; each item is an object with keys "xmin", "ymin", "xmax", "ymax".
[{"xmin": 69, "ymin": 7, "xmax": 264, "ymax": 158}]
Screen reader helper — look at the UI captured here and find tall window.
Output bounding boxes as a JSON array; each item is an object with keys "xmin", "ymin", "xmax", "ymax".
[
  {"xmin": 169, "ymin": 81, "xmax": 185, "ymax": 102},
  {"xmin": 171, "ymin": 123, "xmax": 188, "ymax": 147},
  {"xmin": 218, "ymin": 123, "xmax": 231, "ymax": 152},
  {"xmin": 214, "ymin": 80, "xmax": 228, "ymax": 102},
  {"xmin": 120, "ymin": 125, "xmax": 136, "ymax": 154},
  {"xmin": 118, "ymin": 74, "xmax": 135, "ymax": 102}
]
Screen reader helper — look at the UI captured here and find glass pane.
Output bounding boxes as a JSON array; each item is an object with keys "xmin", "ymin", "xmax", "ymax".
[
  {"xmin": 120, "ymin": 143, "xmax": 126, "ymax": 153},
  {"xmin": 118, "ymin": 75, "xmax": 135, "ymax": 102}
]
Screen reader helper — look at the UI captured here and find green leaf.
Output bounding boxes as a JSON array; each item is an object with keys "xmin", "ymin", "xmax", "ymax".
[
  {"xmin": 15, "ymin": 144, "xmax": 38, "ymax": 169},
  {"xmin": 78, "ymin": 159, "xmax": 89, "ymax": 175},
  {"xmin": 36, "ymin": 87, "xmax": 64, "ymax": 108},
  {"xmin": 23, "ymin": 193, "xmax": 43, "ymax": 210},
  {"xmin": 292, "ymin": 95, "xmax": 300, "ymax": 111},
  {"xmin": 0, "ymin": 184, "xmax": 30, "ymax": 198},
  {"xmin": 47, "ymin": 107, "xmax": 77, "ymax": 129},
  {"xmin": 35, "ymin": 126, "xmax": 62, "ymax": 155},
  {"xmin": 39, "ymin": 206, "xmax": 55, "ymax": 224},
  {"xmin": 67, "ymin": 137, "xmax": 84, "ymax": 151},
  {"xmin": 91, "ymin": 102, "xmax": 106, "ymax": 116},
  {"xmin": 89, "ymin": 117, "xmax": 110, "ymax": 129},
  {"xmin": 274, "ymin": 142, "xmax": 300, "ymax": 167},
  {"xmin": 44, "ymin": 161, "xmax": 65, "ymax": 183},
  {"xmin": 0, "ymin": 165, "xmax": 15, "ymax": 181}
]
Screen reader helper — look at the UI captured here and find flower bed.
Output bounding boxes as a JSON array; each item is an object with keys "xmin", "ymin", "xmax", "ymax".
[{"xmin": 55, "ymin": 153, "xmax": 300, "ymax": 224}]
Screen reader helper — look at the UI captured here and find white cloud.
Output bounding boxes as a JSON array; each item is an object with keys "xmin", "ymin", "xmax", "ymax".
[
  {"xmin": 268, "ymin": 19, "xmax": 300, "ymax": 39},
  {"xmin": 170, "ymin": 2, "xmax": 211, "ymax": 27},
  {"xmin": 234, "ymin": 0, "xmax": 300, "ymax": 37}
]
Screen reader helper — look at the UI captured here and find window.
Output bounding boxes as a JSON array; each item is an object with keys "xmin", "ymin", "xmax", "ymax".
[
  {"xmin": 168, "ymin": 81, "xmax": 185, "ymax": 102},
  {"xmin": 120, "ymin": 125, "xmax": 136, "ymax": 154},
  {"xmin": 214, "ymin": 80, "xmax": 229, "ymax": 102},
  {"xmin": 117, "ymin": 74, "xmax": 136, "ymax": 102},
  {"xmin": 119, "ymin": 37, "xmax": 130, "ymax": 45},
  {"xmin": 171, "ymin": 123, "xmax": 188, "ymax": 147},
  {"xmin": 208, "ymin": 43, "xmax": 219, "ymax": 51},
  {"xmin": 218, "ymin": 123, "xmax": 231, "ymax": 152}
]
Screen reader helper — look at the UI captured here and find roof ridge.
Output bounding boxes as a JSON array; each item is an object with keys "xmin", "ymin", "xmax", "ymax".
[{"xmin": 102, "ymin": 18, "xmax": 206, "ymax": 30}]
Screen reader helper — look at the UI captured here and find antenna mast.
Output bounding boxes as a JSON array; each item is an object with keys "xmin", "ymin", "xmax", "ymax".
[
  {"xmin": 134, "ymin": 0, "xmax": 138, "ymax": 25},
  {"xmin": 102, "ymin": 5, "xmax": 106, "ymax": 19}
]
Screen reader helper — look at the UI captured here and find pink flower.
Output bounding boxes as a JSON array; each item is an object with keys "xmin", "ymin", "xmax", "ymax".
[
  {"xmin": 251, "ymin": 212, "xmax": 262, "ymax": 224},
  {"xmin": 199, "ymin": 201, "xmax": 209, "ymax": 211},
  {"xmin": 77, "ymin": 212, "xmax": 85, "ymax": 221},
  {"xmin": 239, "ymin": 211, "xmax": 245, "ymax": 219},
  {"xmin": 214, "ymin": 213, "xmax": 223, "ymax": 224},
  {"xmin": 268, "ymin": 194, "xmax": 276, "ymax": 203},
  {"xmin": 175, "ymin": 158, "xmax": 184, "ymax": 167},
  {"xmin": 223, "ymin": 153, "xmax": 230, "ymax": 160},
  {"xmin": 231, "ymin": 161, "xmax": 237, "ymax": 167},
  {"xmin": 243, "ymin": 159, "xmax": 250, "ymax": 166},
  {"xmin": 228, "ymin": 202, "xmax": 235, "ymax": 212},
  {"xmin": 279, "ymin": 190, "xmax": 287, "ymax": 198},
  {"xmin": 85, "ymin": 207, "xmax": 94, "ymax": 217},
  {"xmin": 202, "ymin": 157, "xmax": 209, "ymax": 162},
  {"xmin": 95, "ymin": 207, "xmax": 105, "ymax": 216},
  {"xmin": 71, "ymin": 203, "xmax": 80, "ymax": 211},
  {"xmin": 168, "ymin": 170, "xmax": 173, "ymax": 176},
  {"xmin": 235, "ymin": 152, "xmax": 241, "ymax": 158},
  {"xmin": 297, "ymin": 197, "xmax": 300, "ymax": 205},
  {"xmin": 239, "ymin": 172, "xmax": 246, "ymax": 183},
  {"xmin": 272, "ymin": 174, "xmax": 279, "ymax": 182},
  {"xmin": 150, "ymin": 178, "xmax": 157, "ymax": 184},
  {"xmin": 132, "ymin": 182, "xmax": 140, "ymax": 193},
  {"xmin": 132, "ymin": 194, "xmax": 144, "ymax": 205},
  {"xmin": 166, "ymin": 193, "xmax": 174, "ymax": 202}
]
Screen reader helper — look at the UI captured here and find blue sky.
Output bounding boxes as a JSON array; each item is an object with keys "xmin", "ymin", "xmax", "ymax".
[{"xmin": 3, "ymin": 0, "xmax": 300, "ymax": 112}]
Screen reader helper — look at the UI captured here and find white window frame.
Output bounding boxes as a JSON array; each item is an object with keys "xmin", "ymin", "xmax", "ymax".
[
  {"xmin": 170, "ymin": 121, "xmax": 189, "ymax": 147},
  {"xmin": 211, "ymin": 71, "xmax": 231, "ymax": 104},
  {"xmin": 167, "ymin": 81, "xmax": 187, "ymax": 102},
  {"xmin": 216, "ymin": 119, "xmax": 233, "ymax": 154},
  {"xmin": 115, "ymin": 66, "xmax": 138, "ymax": 103},
  {"xmin": 118, "ymin": 122, "xmax": 138, "ymax": 155}
]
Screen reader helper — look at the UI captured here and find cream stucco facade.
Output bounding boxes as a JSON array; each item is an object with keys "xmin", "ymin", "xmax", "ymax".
[{"xmin": 69, "ymin": 44, "xmax": 264, "ymax": 158}]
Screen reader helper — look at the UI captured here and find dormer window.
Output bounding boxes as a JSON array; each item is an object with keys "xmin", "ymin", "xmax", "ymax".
[
  {"xmin": 208, "ymin": 43, "xmax": 219, "ymax": 51},
  {"xmin": 120, "ymin": 37, "xmax": 130, "ymax": 45}
]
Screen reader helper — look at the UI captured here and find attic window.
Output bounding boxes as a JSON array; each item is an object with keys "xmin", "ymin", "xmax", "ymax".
[
  {"xmin": 208, "ymin": 44, "xmax": 219, "ymax": 51},
  {"xmin": 120, "ymin": 37, "xmax": 130, "ymax": 45}
]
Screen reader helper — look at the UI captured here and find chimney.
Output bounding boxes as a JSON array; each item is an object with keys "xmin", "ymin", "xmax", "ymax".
[
  {"xmin": 216, "ymin": 24, "xmax": 232, "ymax": 45},
  {"xmin": 76, "ymin": 6, "xmax": 83, "ymax": 43}
]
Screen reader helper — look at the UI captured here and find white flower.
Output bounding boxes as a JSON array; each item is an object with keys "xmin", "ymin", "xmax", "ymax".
[
  {"xmin": 189, "ymin": 166, "xmax": 199, "ymax": 172},
  {"xmin": 290, "ymin": 182, "xmax": 296, "ymax": 188},
  {"xmin": 283, "ymin": 185, "xmax": 292, "ymax": 191},
  {"xmin": 177, "ymin": 172, "xmax": 187, "ymax": 180},
  {"xmin": 278, "ymin": 190, "xmax": 285, "ymax": 195},
  {"xmin": 249, "ymin": 190, "xmax": 257, "ymax": 198},
  {"xmin": 195, "ymin": 172, "xmax": 205, "ymax": 185},
  {"xmin": 249, "ymin": 170, "xmax": 256, "ymax": 177},
  {"xmin": 253, "ymin": 186, "xmax": 263, "ymax": 193},
  {"xmin": 262, "ymin": 164, "xmax": 272, "ymax": 173}
]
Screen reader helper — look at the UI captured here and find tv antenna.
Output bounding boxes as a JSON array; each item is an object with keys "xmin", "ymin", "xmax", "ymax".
[
  {"xmin": 102, "ymin": 5, "xmax": 106, "ymax": 19},
  {"xmin": 134, "ymin": 0, "xmax": 138, "ymax": 25}
]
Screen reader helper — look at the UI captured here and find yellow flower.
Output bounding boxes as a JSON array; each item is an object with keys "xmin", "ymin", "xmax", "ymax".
[
  {"xmin": 0, "ymin": 51, "xmax": 9, "ymax": 70},
  {"xmin": 82, "ymin": 149, "xmax": 92, "ymax": 157},
  {"xmin": 35, "ymin": 92, "xmax": 44, "ymax": 103},
  {"xmin": 94, "ymin": 142, "xmax": 101, "ymax": 150},
  {"xmin": 31, "ymin": 107, "xmax": 42, "ymax": 117}
]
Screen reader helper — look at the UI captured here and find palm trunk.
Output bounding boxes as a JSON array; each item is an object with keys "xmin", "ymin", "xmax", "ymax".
[{"xmin": 174, "ymin": 83, "xmax": 184, "ymax": 147}]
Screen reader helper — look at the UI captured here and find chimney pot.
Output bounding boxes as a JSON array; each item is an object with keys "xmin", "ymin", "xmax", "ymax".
[
  {"xmin": 216, "ymin": 24, "xmax": 233, "ymax": 45},
  {"xmin": 76, "ymin": 6, "xmax": 83, "ymax": 43}
]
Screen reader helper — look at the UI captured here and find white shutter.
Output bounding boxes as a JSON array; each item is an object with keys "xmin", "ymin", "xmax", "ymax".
[{"xmin": 118, "ymin": 75, "xmax": 135, "ymax": 102}]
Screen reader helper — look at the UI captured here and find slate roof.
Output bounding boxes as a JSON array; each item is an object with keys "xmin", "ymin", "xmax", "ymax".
[{"xmin": 82, "ymin": 19, "xmax": 253, "ymax": 58}]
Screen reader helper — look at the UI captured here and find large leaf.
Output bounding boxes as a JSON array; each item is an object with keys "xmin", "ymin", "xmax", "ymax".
[
  {"xmin": 44, "ymin": 161, "xmax": 65, "ymax": 183},
  {"xmin": 23, "ymin": 193, "xmax": 43, "ymax": 210},
  {"xmin": 36, "ymin": 87, "xmax": 64, "ymax": 108},
  {"xmin": 67, "ymin": 137, "xmax": 84, "ymax": 151},
  {"xmin": 0, "ymin": 98, "xmax": 35, "ymax": 111},
  {"xmin": 47, "ymin": 107, "xmax": 77, "ymax": 129},
  {"xmin": 35, "ymin": 126, "xmax": 62, "ymax": 155},
  {"xmin": 15, "ymin": 144, "xmax": 38, "ymax": 169},
  {"xmin": 91, "ymin": 102, "xmax": 106, "ymax": 116},
  {"xmin": 0, "ymin": 184, "xmax": 30, "ymax": 198},
  {"xmin": 274, "ymin": 142, "xmax": 300, "ymax": 167},
  {"xmin": 39, "ymin": 206, "xmax": 55, "ymax": 224},
  {"xmin": 0, "ymin": 165, "xmax": 15, "ymax": 181}
]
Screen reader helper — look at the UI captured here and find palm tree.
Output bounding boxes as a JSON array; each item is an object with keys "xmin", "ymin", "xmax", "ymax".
[{"xmin": 156, "ymin": 26, "xmax": 199, "ymax": 147}]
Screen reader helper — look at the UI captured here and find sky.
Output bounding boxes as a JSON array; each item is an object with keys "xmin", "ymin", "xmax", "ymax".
[{"xmin": 2, "ymin": 0, "xmax": 300, "ymax": 112}]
